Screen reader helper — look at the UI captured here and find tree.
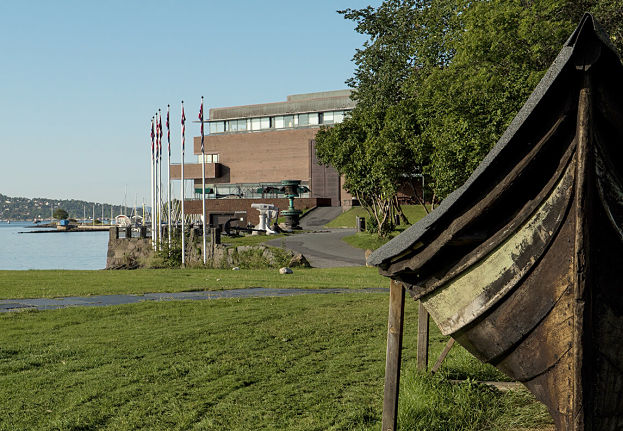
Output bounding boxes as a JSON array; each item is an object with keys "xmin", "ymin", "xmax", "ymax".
[
  {"xmin": 319, "ymin": 0, "xmax": 623, "ymax": 235},
  {"xmin": 53, "ymin": 208, "xmax": 69, "ymax": 220},
  {"xmin": 316, "ymin": 0, "xmax": 458, "ymax": 235}
]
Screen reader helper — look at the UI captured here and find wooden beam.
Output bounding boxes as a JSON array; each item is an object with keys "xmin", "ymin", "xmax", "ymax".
[
  {"xmin": 381, "ymin": 280, "xmax": 405, "ymax": 431},
  {"xmin": 417, "ymin": 301, "xmax": 429, "ymax": 371},
  {"xmin": 430, "ymin": 338, "xmax": 456, "ymax": 375}
]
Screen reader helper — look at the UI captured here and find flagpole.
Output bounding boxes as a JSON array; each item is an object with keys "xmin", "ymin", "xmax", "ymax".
[
  {"xmin": 155, "ymin": 112, "xmax": 160, "ymax": 249},
  {"xmin": 158, "ymin": 109, "xmax": 163, "ymax": 249},
  {"xmin": 181, "ymin": 101, "xmax": 186, "ymax": 266},
  {"xmin": 167, "ymin": 104, "xmax": 172, "ymax": 250},
  {"xmin": 150, "ymin": 117, "xmax": 156, "ymax": 250},
  {"xmin": 200, "ymin": 96, "xmax": 207, "ymax": 265}
]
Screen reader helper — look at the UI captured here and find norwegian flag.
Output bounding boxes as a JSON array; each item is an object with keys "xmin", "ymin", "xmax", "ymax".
[
  {"xmin": 151, "ymin": 118, "xmax": 155, "ymax": 159},
  {"xmin": 158, "ymin": 112, "xmax": 163, "ymax": 160},
  {"xmin": 155, "ymin": 115, "xmax": 160, "ymax": 160},
  {"xmin": 199, "ymin": 97, "xmax": 204, "ymax": 153},
  {"xmin": 181, "ymin": 103, "xmax": 186, "ymax": 151},
  {"xmin": 166, "ymin": 105, "xmax": 170, "ymax": 156}
]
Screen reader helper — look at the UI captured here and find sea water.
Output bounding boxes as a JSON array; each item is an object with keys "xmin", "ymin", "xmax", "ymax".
[{"xmin": 0, "ymin": 222, "xmax": 109, "ymax": 270}]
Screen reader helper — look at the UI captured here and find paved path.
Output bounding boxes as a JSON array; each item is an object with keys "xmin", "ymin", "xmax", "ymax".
[
  {"xmin": 266, "ymin": 207, "xmax": 366, "ymax": 268},
  {"xmin": 299, "ymin": 207, "xmax": 343, "ymax": 230},
  {"xmin": 0, "ymin": 287, "xmax": 387, "ymax": 313},
  {"xmin": 266, "ymin": 229, "xmax": 366, "ymax": 268}
]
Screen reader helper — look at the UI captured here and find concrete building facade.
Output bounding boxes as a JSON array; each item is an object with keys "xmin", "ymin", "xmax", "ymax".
[{"xmin": 170, "ymin": 90, "xmax": 356, "ymax": 222}]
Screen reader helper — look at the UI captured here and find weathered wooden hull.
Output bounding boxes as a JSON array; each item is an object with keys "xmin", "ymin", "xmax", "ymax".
[{"xmin": 369, "ymin": 15, "xmax": 623, "ymax": 431}]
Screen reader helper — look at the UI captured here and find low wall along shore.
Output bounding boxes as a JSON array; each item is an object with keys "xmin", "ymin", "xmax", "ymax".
[{"xmin": 105, "ymin": 227, "xmax": 309, "ymax": 270}]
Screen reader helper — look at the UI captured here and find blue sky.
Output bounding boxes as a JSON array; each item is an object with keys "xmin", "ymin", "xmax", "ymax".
[{"xmin": 0, "ymin": 1, "xmax": 378, "ymax": 205}]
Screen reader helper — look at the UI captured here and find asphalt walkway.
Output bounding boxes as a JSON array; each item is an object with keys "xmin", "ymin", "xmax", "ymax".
[
  {"xmin": 266, "ymin": 207, "xmax": 366, "ymax": 268},
  {"xmin": 0, "ymin": 287, "xmax": 387, "ymax": 313}
]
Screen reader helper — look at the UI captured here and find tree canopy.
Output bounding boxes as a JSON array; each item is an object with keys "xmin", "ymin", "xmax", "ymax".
[
  {"xmin": 315, "ymin": 0, "xmax": 622, "ymax": 235},
  {"xmin": 53, "ymin": 208, "xmax": 69, "ymax": 220}
]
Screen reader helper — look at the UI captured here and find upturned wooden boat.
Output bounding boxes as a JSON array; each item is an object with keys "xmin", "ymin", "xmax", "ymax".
[{"xmin": 368, "ymin": 14, "xmax": 623, "ymax": 431}]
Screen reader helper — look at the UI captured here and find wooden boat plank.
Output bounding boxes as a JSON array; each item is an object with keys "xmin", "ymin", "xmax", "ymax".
[
  {"xmin": 453, "ymin": 210, "xmax": 575, "ymax": 364},
  {"xmin": 422, "ymin": 159, "xmax": 575, "ymax": 334},
  {"xmin": 406, "ymin": 135, "xmax": 576, "ymax": 301},
  {"xmin": 384, "ymin": 113, "xmax": 572, "ymax": 281}
]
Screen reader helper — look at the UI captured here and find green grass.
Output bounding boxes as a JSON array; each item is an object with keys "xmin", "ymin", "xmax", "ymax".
[
  {"xmin": 0, "ymin": 267, "xmax": 388, "ymax": 300},
  {"xmin": 0, "ymin": 293, "xmax": 552, "ymax": 430},
  {"xmin": 326, "ymin": 205, "xmax": 430, "ymax": 229}
]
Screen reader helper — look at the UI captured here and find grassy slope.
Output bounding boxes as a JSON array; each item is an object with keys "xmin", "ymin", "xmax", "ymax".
[
  {"xmin": 326, "ymin": 205, "xmax": 430, "ymax": 229},
  {"xmin": 0, "ymin": 267, "xmax": 387, "ymax": 300},
  {"xmin": 0, "ymin": 294, "xmax": 552, "ymax": 431},
  {"xmin": 332, "ymin": 205, "xmax": 430, "ymax": 251}
]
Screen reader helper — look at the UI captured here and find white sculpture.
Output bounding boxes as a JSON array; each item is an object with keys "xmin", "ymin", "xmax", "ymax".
[{"xmin": 251, "ymin": 203, "xmax": 279, "ymax": 235}]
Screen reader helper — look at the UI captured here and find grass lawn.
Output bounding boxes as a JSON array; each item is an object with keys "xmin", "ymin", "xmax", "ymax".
[
  {"xmin": 326, "ymin": 205, "xmax": 430, "ymax": 229},
  {"xmin": 0, "ymin": 267, "xmax": 388, "ymax": 300},
  {"xmin": 0, "ymin": 293, "xmax": 552, "ymax": 430},
  {"xmin": 328, "ymin": 206, "xmax": 431, "ymax": 251}
]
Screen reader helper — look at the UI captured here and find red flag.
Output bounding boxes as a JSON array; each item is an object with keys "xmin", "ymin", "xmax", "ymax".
[
  {"xmin": 166, "ymin": 106, "xmax": 170, "ymax": 155},
  {"xmin": 199, "ymin": 97, "xmax": 204, "ymax": 153},
  {"xmin": 158, "ymin": 113, "xmax": 163, "ymax": 160},
  {"xmin": 150, "ymin": 118, "xmax": 155, "ymax": 159},
  {"xmin": 181, "ymin": 103, "xmax": 186, "ymax": 151}
]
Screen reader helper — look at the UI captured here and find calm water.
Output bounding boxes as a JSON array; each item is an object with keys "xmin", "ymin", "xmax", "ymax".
[{"xmin": 0, "ymin": 222, "xmax": 109, "ymax": 270}]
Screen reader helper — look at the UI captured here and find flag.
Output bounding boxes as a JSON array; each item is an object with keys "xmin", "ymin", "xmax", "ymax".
[
  {"xmin": 151, "ymin": 118, "xmax": 155, "ymax": 159},
  {"xmin": 166, "ymin": 105, "xmax": 170, "ymax": 155},
  {"xmin": 158, "ymin": 112, "xmax": 163, "ymax": 160},
  {"xmin": 181, "ymin": 103, "xmax": 186, "ymax": 150},
  {"xmin": 199, "ymin": 97, "xmax": 204, "ymax": 153}
]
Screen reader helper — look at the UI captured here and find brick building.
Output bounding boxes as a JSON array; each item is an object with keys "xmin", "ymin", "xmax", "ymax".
[{"xmin": 170, "ymin": 90, "xmax": 356, "ymax": 224}]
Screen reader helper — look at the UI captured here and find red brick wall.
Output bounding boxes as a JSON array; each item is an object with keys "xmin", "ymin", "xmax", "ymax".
[
  {"xmin": 193, "ymin": 128, "xmax": 317, "ymax": 184},
  {"xmin": 184, "ymin": 198, "xmax": 331, "ymax": 225}
]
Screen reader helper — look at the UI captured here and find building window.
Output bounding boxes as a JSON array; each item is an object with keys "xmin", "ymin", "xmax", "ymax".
[
  {"xmin": 323, "ymin": 111, "xmax": 334, "ymax": 124},
  {"xmin": 198, "ymin": 154, "xmax": 219, "ymax": 163},
  {"xmin": 260, "ymin": 117, "xmax": 270, "ymax": 129},
  {"xmin": 284, "ymin": 115, "xmax": 294, "ymax": 128},
  {"xmin": 334, "ymin": 111, "xmax": 345, "ymax": 123},
  {"xmin": 251, "ymin": 118, "xmax": 261, "ymax": 131},
  {"xmin": 209, "ymin": 121, "xmax": 225, "ymax": 134},
  {"xmin": 298, "ymin": 113, "xmax": 309, "ymax": 126}
]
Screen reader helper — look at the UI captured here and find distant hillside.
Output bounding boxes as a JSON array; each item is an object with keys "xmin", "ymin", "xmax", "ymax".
[{"xmin": 0, "ymin": 193, "xmax": 139, "ymax": 221}]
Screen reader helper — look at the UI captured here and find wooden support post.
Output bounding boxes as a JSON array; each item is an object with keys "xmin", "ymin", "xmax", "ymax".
[
  {"xmin": 417, "ymin": 301, "xmax": 429, "ymax": 371},
  {"xmin": 430, "ymin": 338, "xmax": 455, "ymax": 375},
  {"xmin": 382, "ymin": 280, "xmax": 405, "ymax": 431}
]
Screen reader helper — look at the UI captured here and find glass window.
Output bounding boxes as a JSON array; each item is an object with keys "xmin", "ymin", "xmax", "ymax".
[
  {"xmin": 274, "ymin": 116, "xmax": 284, "ymax": 128},
  {"xmin": 260, "ymin": 117, "xmax": 270, "ymax": 129},
  {"xmin": 323, "ymin": 111, "xmax": 334, "ymax": 124},
  {"xmin": 308, "ymin": 113, "xmax": 319, "ymax": 126},
  {"xmin": 283, "ymin": 115, "xmax": 294, "ymax": 128},
  {"xmin": 251, "ymin": 118, "xmax": 261, "ymax": 131},
  {"xmin": 298, "ymin": 113, "xmax": 309, "ymax": 126},
  {"xmin": 334, "ymin": 111, "xmax": 345, "ymax": 123},
  {"xmin": 227, "ymin": 120, "xmax": 237, "ymax": 132},
  {"xmin": 213, "ymin": 154, "xmax": 219, "ymax": 163},
  {"xmin": 209, "ymin": 121, "xmax": 224, "ymax": 133}
]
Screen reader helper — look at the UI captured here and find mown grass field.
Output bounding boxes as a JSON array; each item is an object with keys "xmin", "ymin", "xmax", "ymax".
[
  {"xmin": 0, "ymin": 267, "xmax": 387, "ymax": 300},
  {"xmin": 330, "ymin": 205, "xmax": 430, "ymax": 251},
  {"xmin": 326, "ymin": 205, "xmax": 430, "ymax": 229},
  {"xmin": 0, "ymin": 292, "xmax": 553, "ymax": 431}
]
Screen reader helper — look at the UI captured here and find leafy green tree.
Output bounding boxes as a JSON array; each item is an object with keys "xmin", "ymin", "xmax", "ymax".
[
  {"xmin": 318, "ymin": 0, "xmax": 623, "ymax": 236},
  {"xmin": 53, "ymin": 208, "xmax": 69, "ymax": 220},
  {"xmin": 317, "ymin": 0, "xmax": 459, "ymax": 235}
]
